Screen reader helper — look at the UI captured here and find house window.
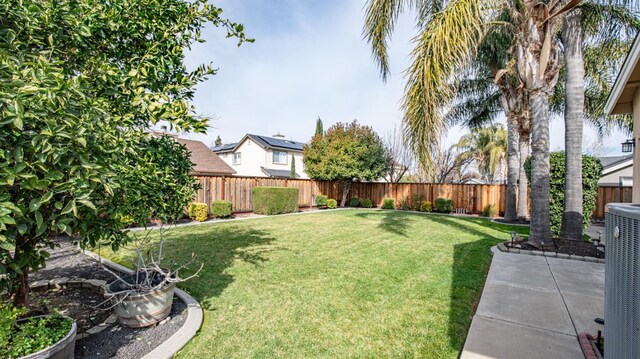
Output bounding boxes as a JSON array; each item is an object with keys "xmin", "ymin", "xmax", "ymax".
[
  {"xmin": 272, "ymin": 151, "xmax": 288, "ymax": 164},
  {"xmin": 233, "ymin": 152, "xmax": 241, "ymax": 165}
]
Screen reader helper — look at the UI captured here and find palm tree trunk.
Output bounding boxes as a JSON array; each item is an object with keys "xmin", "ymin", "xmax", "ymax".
[
  {"xmin": 529, "ymin": 91, "xmax": 552, "ymax": 244},
  {"xmin": 560, "ymin": 9, "xmax": 585, "ymax": 241},
  {"xmin": 504, "ymin": 116, "xmax": 519, "ymax": 221},
  {"xmin": 517, "ymin": 129, "xmax": 530, "ymax": 220}
]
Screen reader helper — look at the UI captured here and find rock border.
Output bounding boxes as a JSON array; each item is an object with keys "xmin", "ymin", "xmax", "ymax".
[
  {"xmin": 494, "ymin": 242, "xmax": 605, "ymax": 263},
  {"xmin": 81, "ymin": 250, "xmax": 203, "ymax": 359}
]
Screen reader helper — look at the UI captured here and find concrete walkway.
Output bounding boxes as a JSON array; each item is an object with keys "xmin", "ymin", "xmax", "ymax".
[{"xmin": 461, "ymin": 251, "xmax": 604, "ymax": 359}]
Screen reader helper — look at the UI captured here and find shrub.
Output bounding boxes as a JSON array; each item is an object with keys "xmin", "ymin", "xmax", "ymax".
[
  {"xmin": 362, "ymin": 198, "xmax": 373, "ymax": 208},
  {"xmin": 0, "ymin": 304, "xmax": 73, "ymax": 358},
  {"xmin": 399, "ymin": 198, "xmax": 411, "ymax": 211},
  {"xmin": 381, "ymin": 198, "xmax": 395, "ymax": 209},
  {"xmin": 420, "ymin": 201, "xmax": 432, "ymax": 212},
  {"xmin": 315, "ymin": 195, "xmax": 328, "ymax": 209},
  {"xmin": 434, "ymin": 198, "xmax": 453, "ymax": 213},
  {"xmin": 410, "ymin": 193, "xmax": 425, "ymax": 211},
  {"xmin": 211, "ymin": 200, "xmax": 232, "ymax": 218},
  {"xmin": 253, "ymin": 187, "xmax": 299, "ymax": 215},
  {"xmin": 327, "ymin": 199, "xmax": 338, "ymax": 209},
  {"xmin": 482, "ymin": 204, "xmax": 498, "ymax": 217},
  {"xmin": 349, "ymin": 197, "xmax": 361, "ymax": 207},
  {"xmin": 525, "ymin": 152, "xmax": 603, "ymax": 237},
  {"xmin": 188, "ymin": 202, "xmax": 209, "ymax": 222}
]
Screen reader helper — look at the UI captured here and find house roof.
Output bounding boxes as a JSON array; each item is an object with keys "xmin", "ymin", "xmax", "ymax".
[
  {"xmin": 174, "ymin": 138, "xmax": 236, "ymax": 176},
  {"xmin": 605, "ymin": 34, "xmax": 640, "ymax": 115},
  {"xmin": 598, "ymin": 154, "xmax": 633, "ymax": 175},
  {"xmin": 260, "ymin": 167, "xmax": 298, "ymax": 178},
  {"xmin": 211, "ymin": 143, "xmax": 237, "ymax": 152},
  {"xmin": 212, "ymin": 134, "xmax": 306, "ymax": 153}
]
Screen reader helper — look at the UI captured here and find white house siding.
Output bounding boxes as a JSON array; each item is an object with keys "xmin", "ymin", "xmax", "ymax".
[
  {"xmin": 599, "ymin": 165, "xmax": 633, "ymax": 186},
  {"xmin": 217, "ymin": 138, "xmax": 308, "ymax": 178}
]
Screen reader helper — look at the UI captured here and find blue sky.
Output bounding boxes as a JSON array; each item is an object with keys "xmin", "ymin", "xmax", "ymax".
[{"xmin": 172, "ymin": 0, "xmax": 627, "ymax": 157}]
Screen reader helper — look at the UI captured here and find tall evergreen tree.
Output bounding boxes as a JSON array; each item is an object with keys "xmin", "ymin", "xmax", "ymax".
[
  {"xmin": 215, "ymin": 135, "xmax": 222, "ymax": 146},
  {"xmin": 290, "ymin": 154, "xmax": 296, "ymax": 178},
  {"xmin": 315, "ymin": 117, "xmax": 324, "ymax": 137}
]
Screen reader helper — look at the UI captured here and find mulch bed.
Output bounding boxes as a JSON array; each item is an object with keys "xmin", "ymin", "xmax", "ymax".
[
  {"xmin": 506, "ymin": 238, "xmax": 604, "ymax": 259},
  {"xmin": 29, "ymin": 240, "xmax": 188, "ymax": 359}
]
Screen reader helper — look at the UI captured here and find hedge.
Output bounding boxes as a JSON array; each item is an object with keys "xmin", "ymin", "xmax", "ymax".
[
  {"xmin": 315, "ymin": 195, "xmax": 328, "ymax": 209},
  {"xmin": 211, "ymin": 200, "xmax": 232, "ymax": 218},
  {"xmin": 525, "ymin": 152, "xmax": 602, "ymax": 237},
  {"xmin": 327, "ymin": 199, "xmax": 338, "ymax": 209},
  {"xmin": 420, "ymin": 201, "xmax": 432, "ymax": 212},
  {"xmin": 349, "ymin": 197, "xmax": 361, "ymax": 207},
  {"xmin": 381, "ymin": 198, "xmax": 395, "ymax": 209},
  {"xmin": 188, "ymin": 202, "xmax": 208, "ymax": 222},
  {"xmin": 434, "ymin": 198, "xmax": 452, "ymax": 213},
  {"xmin": 361, "ymin": 198, "xmax": 373, "ymax": 208},
  {"xmin": 252, "ymin": 187, "xmax": 299, "ymax": 215}
]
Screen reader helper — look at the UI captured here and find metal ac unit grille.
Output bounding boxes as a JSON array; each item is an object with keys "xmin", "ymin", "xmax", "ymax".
[{"xmin": 605, "ymin": 203, "xmax": 640, "ymax": 359}]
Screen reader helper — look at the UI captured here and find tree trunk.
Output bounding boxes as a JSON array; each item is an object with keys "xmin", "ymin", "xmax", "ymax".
[
  {"xmin": 518, "ymin": 130, "xmax": 530, "ymax": 220},
  {"xmin": 340, "ymin": 180, "xmax": 351, "ymax": 207},
  {"xmin": 529, "ymin": 91, "xmax": 552, "ymax": 244},
  {"xmin": 12, "ymin": 269, "xmax": 29, "ymax": 308},
  {"xmin": 504, "ymin": 116, "xmax": 519, "ymax": 222},
  {"xmin": 560, "ymin": 9, "xmax": 585, "ymax": 241}
]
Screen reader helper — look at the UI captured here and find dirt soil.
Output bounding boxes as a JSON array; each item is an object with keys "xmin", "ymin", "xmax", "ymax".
[
  {"xmin": 29, "ymin": 240, "xmax": 189, "ymax": 359},
  {"xmin": 506, "ymin": 238, "xmax": 604, "ymax": 259}
]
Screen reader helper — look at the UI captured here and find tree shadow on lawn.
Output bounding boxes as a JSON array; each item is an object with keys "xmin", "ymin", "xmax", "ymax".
[
  {"xmin": 433, "ymin": 215, "xmax": 519, "ymax": 352},
  {"xmin": 138, "ymin": 225, "xmax": 278, "ymax": 309},
  {"xmin": 353, "ymin": 210, "xmax": 410, "ymax": 237}
]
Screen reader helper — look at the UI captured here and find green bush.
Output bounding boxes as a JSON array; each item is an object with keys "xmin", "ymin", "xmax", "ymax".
[
  {"xmin": 410, "ymin": 193, "xmax": 424, "ymax": 211},
  {"xmin": 327, "ymin": 199, "xmax": 338, "ymax": 209},
  {"xmin": 315, "ymin": 195, "xmax": 328, "ymax": 209},
  {"xmin": 253, "ymin": 187, "xmax": 299, "ymax": 215},
  {"xmin": 361, "ymin": 198, "xmax": 373, "ymax": 208},
  {"xmin": 525, "ymin": 152, "xmax": 603, "ymax": 237},
  {"xmin": 349, "ymin": 197, "xmax": 361, "ymax": 207},
  {"xmin": 0, "ymin": 304, "xmax": 73, "ymax": 358},
  {"xmin": 420, "ymin": 201, "xmax": 432, "ymax": 212},
  {"xmin": 211, "ymin": 200, "xmax": 232, "ymax": 218},
  {"xmin": 381, "ymin": 198, "xmax": 395, "ymax": 210},
  {"xmin": 188, "ymin": 202, "xmax": 208, "ymax": 222},
  {"xmin": 482, "ymin": 204, "xmax": 498, "ymax": 217},
  {"xmin": 398, "ymin": 197, "xmax": 410, "ymax": 210},
  {"xmin": 434, "ymin": 198, "xmax": 453, "ymax": 213}
]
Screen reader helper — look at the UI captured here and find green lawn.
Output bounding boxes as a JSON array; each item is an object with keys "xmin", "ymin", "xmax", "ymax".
[{"xmin": 101, "ymin": 209, "xmax": 528, "ymax": 358}]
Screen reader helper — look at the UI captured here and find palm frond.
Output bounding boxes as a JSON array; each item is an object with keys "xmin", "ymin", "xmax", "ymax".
[{"xmin": 402, "ymin": 0, "xmax": 491, "ymax": 170}]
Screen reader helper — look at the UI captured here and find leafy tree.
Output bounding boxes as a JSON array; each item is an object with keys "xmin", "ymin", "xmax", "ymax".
[
  {"xmin": 290, "ymin": 154, "xmax": 296, "ymax": 179},
  {"xmin": 0, "ymin": 0, "xmax": 251, "ymax": 306},
  {"xmin": 304, "ymin": 121, "xmax": 390, "ymax": 207},
  {"xmin": 215, "ymin": 135, "xmax": 223, "ymax": 147},
  {"xmin": 383, "ymin": 126, "xmax": 414, "ymax": 183},
  {"xmin": 315, "ymin": 117, "xmax": 324, "ymax": 137}
]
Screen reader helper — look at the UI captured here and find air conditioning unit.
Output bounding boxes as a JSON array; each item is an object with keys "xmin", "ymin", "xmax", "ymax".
[{"xmin": 605, "ymin": 203, "xmax": 640, "ymax": 358}]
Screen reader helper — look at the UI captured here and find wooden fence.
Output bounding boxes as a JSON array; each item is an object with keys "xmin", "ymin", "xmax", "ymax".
[
  {"xmin": 593, "ymin": 186, "xmax": 633, "ymax": 218},
  {"xmin": 194, "ymin": 175, "xmax": 633, "ymax": 218},
  {"xmin": 194, "ymin": 176, "xmax": 513, "ymax": 214}
]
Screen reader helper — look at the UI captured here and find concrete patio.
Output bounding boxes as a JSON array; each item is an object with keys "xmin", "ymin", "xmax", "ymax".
[{"xmin": 461, "ymin": 250, "xmax": 604, "ymax": 359}]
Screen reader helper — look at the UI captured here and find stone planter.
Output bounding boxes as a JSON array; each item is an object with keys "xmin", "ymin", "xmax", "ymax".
[
  {"xmin": 18, "ymin": 316, "xmax": 77, "ymax": 359},
  {"xmin": 107, "ymin": 271, "xmax": 175, "ymax": 328}
]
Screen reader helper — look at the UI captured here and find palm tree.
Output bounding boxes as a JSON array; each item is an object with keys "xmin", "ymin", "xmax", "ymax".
[
  {"xmin": 456, "ymin": 124, "xmax": 508, "ymax": 183},
  {"xmin": 364, "ymin": 0, "xmax": 580, "ymax": 243},
  {"xmin": 559, "ymin": 2, "xmax": 639, "ymax": 240}
]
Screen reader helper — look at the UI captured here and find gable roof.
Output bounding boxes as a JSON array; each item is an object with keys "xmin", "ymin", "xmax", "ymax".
[
  {"xmin": 175, "ymin": 138, "xmax": 236, "ymax": 176},
  {"xmin": 605, "ymin": 34, "xmax": 640, "ymax": 115},
  {"xmin": 599, "ymin": 154, "xmax": 633, "ymax": 175},
  {"xmin": 212, "ymin": 134, "xmax": 306, "ymax": 153},
  {"xmin": 211, "ymin": 142, "xmax": 237, "ymax": 152}
]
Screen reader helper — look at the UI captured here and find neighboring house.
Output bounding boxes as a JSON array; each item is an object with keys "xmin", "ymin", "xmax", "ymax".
[
  {"xmin": 212, "ymin": 133, "xmax": 307, "ymax": 178},
  {"xmin": 150, "ymin": 130, "xmax": 236, "ymax": 176},
  {"xmin": 598, "ymin": 155, "xmax": 633, "ymax": 187}
]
